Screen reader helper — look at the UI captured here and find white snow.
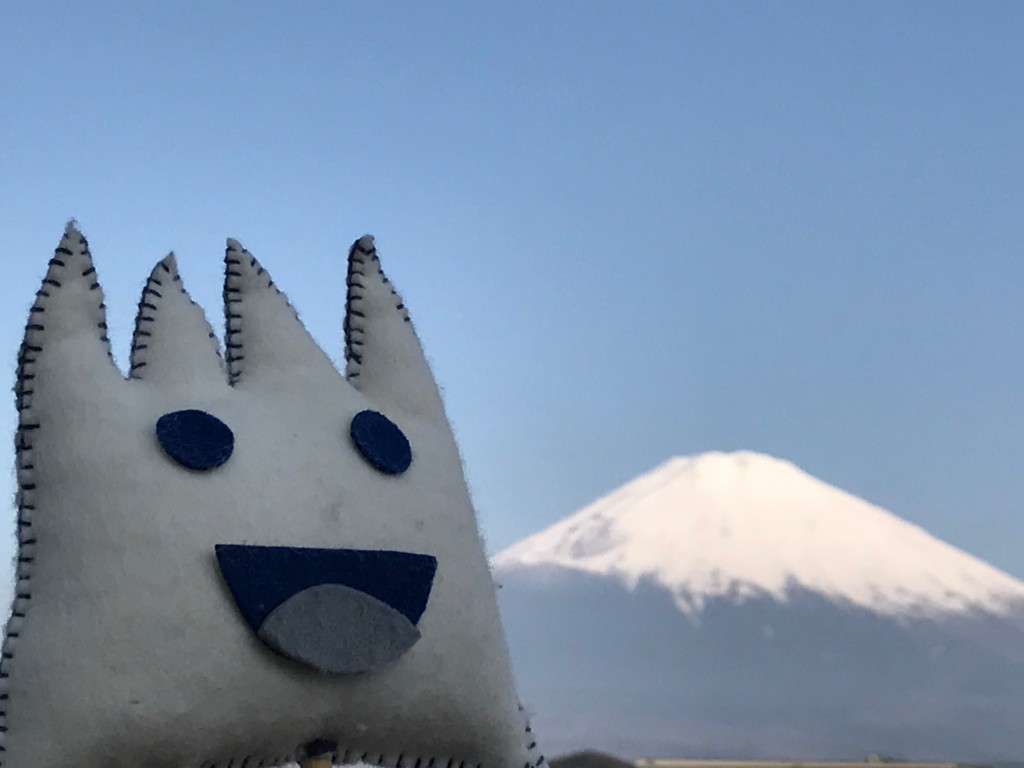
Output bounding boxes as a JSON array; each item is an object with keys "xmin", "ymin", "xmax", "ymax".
[{"xmin": 492, "ymin": 451, "xmax": 1024, "ymax": 619}]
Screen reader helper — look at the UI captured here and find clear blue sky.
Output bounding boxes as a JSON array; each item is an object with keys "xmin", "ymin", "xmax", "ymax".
[{"xmin": 2, "ymin": 2, "xmax": 1022, "ymax": 597}]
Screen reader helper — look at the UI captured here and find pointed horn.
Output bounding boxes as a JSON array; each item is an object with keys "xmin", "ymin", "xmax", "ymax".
[
  {"xmin": 223, "ymin": 239, "xmax": 339, "ymax": 389},
  {"xmin": 17, "ymin": 224, "xmax": 121, "ymax": 412},
  {"xmin": 16, "ymin": 223, "xmax": 123, "ymax": 540},
  {"xmin": 128, "ymin": 253, "xmax": 226, "ymax": 390},
  {"xmin": 344, "ymin": 236, "xmax": 446, "ymax": 421}
]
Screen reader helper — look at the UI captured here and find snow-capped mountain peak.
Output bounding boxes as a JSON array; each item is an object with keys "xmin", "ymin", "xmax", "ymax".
[{"xmin": 492, "ymin": 451, "xmax": 1024, "ymax": 618}]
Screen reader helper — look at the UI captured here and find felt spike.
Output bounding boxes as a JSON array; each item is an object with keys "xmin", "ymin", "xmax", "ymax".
[
  {"xmin": 19, "ymin": 223, "xmax": 120, "ymax": 391},
  {"xmin": 128, "ymin": 253, "xmax": 226, "ymax": 389},
  {"xmin": 344, "ymin": 236, "xmax": 446, "ymax": 421},
  {"xmin": 223, "ymin": 239, "xmax": 340, "ymax": 389},
  {"xmin": 4, "ymin": 222, "xmax": 122, "ymax": 752}
]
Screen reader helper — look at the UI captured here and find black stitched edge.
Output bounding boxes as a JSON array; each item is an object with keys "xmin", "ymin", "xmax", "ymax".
[
  {"xmin": 128, "ymin": 267, "xmax": 170, "ymax": 380},
  {"xmin": 196, "ymin": 745, "xmax": 498, "ymax": 768},
  {"xmin": 223, "ymin": 241, "xmax": 302, "ymax": 386},
  {"xmin": 224, "ymin": 244, "xmax": 245, "ymax": 385},
  {"xmin": 518, "ymin": 703, "xmax": 546, "ymax": 768},
  {"xmin": 192, "ymin": 742, "xmax": 526, "ymax": 768},
  {"xmin": 344, "ymin": 236, "xmax": 412, "ymax": 385},
  {"xmin": 130, "ymin": 257, "xmax": 224, "ymax": 382},
  {"xmin": 0, "ymin": 229, "xmax": 111, "ymax": 764}
]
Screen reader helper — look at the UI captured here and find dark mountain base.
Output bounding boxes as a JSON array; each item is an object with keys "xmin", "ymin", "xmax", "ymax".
[{"xmin": 497, "ymin": 566, "xmax": 1024, "ymax": 763}]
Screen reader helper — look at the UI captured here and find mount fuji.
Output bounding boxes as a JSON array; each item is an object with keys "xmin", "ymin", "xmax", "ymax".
[{"xmin": 493, "ymin": 452, "xmax": 1024, "ymax": 762}]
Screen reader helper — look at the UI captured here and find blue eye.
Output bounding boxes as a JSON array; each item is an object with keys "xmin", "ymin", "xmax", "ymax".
[
  {"xmin": 156, "ymin": 409, "xmax": 234, "ymax": 471},
  {"xmin": 350, "ymin": 410, "xmax": 411, "ymax": 475}
]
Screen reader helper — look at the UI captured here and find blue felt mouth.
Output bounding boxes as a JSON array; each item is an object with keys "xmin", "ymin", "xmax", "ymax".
[{"xmin": 215, "ymin": 544, "xmax": 437, "ymax": 674}]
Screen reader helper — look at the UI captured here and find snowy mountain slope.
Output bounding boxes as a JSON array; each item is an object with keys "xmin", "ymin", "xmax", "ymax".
[
  {"xmin": 493, "ymin": 452, "xmax": 1024, "ymax": 759},
  {"xmin": 493, "ymin": 451, "xmax": 1024, "ymax": 619}
]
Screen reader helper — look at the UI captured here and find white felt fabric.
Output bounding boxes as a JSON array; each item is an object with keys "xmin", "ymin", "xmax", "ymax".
[{"xmin": 1, "ymin": 225, "xmax": 545, "ymax": 768}]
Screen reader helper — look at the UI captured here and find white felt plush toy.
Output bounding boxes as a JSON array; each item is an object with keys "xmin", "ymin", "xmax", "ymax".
[{"xmin": 1, "ymin": 224, "xmax": 545, "ymax": 768}]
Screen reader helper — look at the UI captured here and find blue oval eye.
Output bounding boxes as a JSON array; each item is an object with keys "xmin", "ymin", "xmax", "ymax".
[
  {"xmin": 156, "ymin": 409, "xmax": 234, "ymax": 471},
  {"xmin": 350, "ymin": 410, "xmax": 411, "ymax": 475}
]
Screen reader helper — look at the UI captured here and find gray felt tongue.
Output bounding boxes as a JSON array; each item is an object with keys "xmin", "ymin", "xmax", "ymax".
[{"xmin": 257, "ymin": 583, "xmax": 422, "ymax": 674}]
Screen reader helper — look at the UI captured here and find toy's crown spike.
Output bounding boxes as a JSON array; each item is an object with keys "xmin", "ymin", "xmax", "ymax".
[
  {"xmin": 344, "ymin": 237, "xmax": 447, "ymax": 421},
  {"xmin": 223, "ymin": 238, "xmax": 339, "ymax": 389},
  {"xmin": 128, "ymin": 253, "xmax": 225, "ymax": 388},
  {"xmin": 19, "ymin": 226, "xmax": 119, "ymax": 386}
]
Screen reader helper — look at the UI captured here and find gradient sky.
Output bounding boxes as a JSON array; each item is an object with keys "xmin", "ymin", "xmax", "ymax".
[{"xmin": 1, "ymin": 2, "xmax": 1022, "ymax": 600}]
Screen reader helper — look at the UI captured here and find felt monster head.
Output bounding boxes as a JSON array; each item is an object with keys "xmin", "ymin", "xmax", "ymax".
[{"xmin": 1, "ymin": 225, "xmax": 545, "ymax": 768}]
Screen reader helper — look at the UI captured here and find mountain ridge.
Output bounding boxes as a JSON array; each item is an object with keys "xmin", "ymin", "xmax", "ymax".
[
  {"xmin": 494, "ymin": 451, "xmax": 1024, "ymax": 620},
  {"xmin": 493, "ymin": 451, "xmax": 1024, "ymax": 759}
]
